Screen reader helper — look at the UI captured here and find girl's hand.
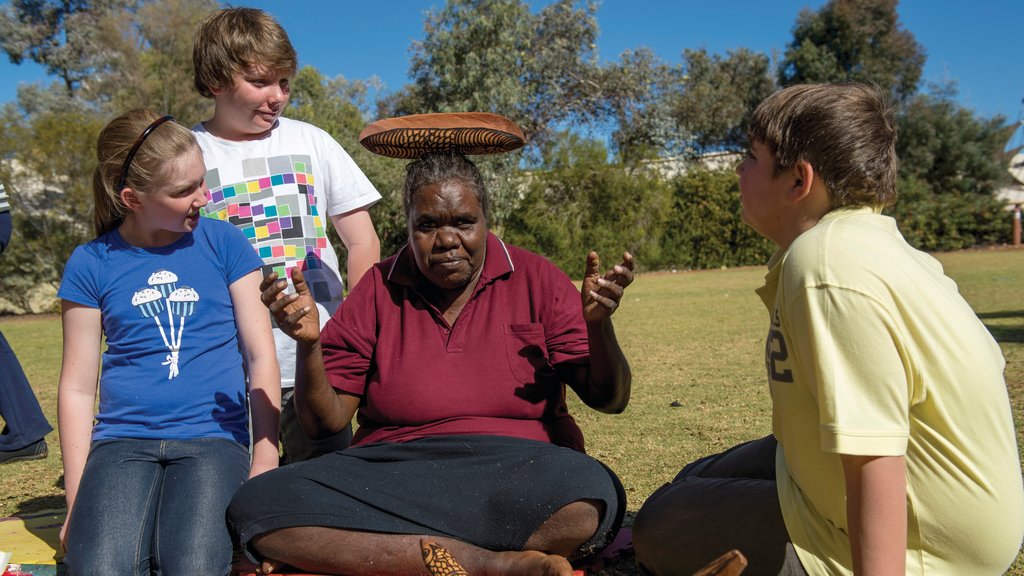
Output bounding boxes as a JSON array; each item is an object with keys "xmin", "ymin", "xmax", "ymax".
[
  {"xmin": 581, "ymin": 251, "xmax": 634, "ymax": 323},
  {"xmin": 260, "ymin": 268, "xmax": 321, "ymax": 344}
]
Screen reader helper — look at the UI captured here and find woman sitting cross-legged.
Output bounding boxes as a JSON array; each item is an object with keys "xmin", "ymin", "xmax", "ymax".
[{"xmin": 227, "ymin": 150, "xmax": 635, "ymax": 576}]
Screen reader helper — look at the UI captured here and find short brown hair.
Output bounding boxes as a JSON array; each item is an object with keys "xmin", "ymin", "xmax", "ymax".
[
  {"xmin": 747, "ymin": 83, "xmax": 898, "ymax": 208},
  {"xmin": 93, "ymin": 109, "xmax": 199, "ymax": 236},
  {"xmin": 192, "ymin": 7, "xmax": 297, "ymax": 98}
]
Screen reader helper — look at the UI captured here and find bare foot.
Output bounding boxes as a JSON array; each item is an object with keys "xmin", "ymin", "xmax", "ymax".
[
  {"xmin": 257, "ymin": 558, "xmax": 290, "ymax": 575},
  {"xmin": 491, "ymin": 549, "xmax": 574, "ymax": 576}
]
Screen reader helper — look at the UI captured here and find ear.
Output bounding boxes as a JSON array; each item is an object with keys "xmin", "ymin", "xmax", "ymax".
[
  {"xmin": 787, "ymin": 160, "xmax": 817, "ymax": 204},
  {"xmin": 120, "ymin": 187, "xmax": 144, "ymax": 212}
]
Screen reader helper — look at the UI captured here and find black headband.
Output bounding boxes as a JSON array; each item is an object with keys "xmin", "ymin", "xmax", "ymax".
[{"xmin": 117, "ymin": 115, "xmax": 175, "ymax": 191}]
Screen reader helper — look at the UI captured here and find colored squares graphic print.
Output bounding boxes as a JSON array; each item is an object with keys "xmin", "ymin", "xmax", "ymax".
[{"xmin": 201, "ymin": 154, "xmax": 333, "ymax": 303}]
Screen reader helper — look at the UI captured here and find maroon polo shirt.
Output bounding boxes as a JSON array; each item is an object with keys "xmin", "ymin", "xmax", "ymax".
[{"xmin": 320, "ymin": 232, "xmax": 589, "ymax": 451}]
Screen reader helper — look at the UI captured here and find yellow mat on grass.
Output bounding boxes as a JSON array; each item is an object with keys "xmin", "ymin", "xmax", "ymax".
[{"xmin": 0, "ymin": 509, "xmax": 64, "ymax": 565}]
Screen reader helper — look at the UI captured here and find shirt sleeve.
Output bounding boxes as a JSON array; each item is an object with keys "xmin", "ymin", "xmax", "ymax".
[
  {"xmin": 786, "ymin": 285, "xmax": 911, "ymax": 457},
  {"xmin": 542, "ymin": 263, "xmax": 589, "ymax": 366},
  {"xmin": 320, "ymin": 267, "xmax": 380, "ymax": 395},
  {"xmin": 58, "ymin": 246, "xmax": 101, "ymax": 308},
  {"xmin": 315, "ymin": 129, "xmax": 382, "ymax": 217},
  {"xmin": 214, "ymin": 221, "xmax": 265, "ymax": 285}
]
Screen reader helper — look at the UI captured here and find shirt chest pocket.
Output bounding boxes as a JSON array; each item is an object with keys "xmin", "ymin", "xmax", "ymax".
[{"xmin": 503, "ymin": 323, "xmax": 551, "ymax": 384}]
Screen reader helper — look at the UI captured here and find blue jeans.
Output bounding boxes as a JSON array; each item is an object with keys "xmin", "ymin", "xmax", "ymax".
[
  {"xmin": 64, "ymin": 438, "xmax": 248, "ymax": 576},
  {"xmin": 0, "ymin": 329, "xmax": 52, "ymax": 450}
]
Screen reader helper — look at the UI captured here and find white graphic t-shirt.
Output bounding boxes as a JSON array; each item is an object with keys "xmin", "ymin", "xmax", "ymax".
[{"xmin": 194, "ymin": 117, "xmax": 381, "ymax": 387}]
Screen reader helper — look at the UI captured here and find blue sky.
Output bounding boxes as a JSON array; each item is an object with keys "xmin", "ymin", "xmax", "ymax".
[{"xmin": 2, "ymin": 0, "xmax": 1023, "ymax": 130}]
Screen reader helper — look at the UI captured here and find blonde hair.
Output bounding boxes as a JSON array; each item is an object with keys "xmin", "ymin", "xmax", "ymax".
[
  {"xmin": 192, "ymin": 7, "xmax": 297, "ymax": 98},
  {"xmin": 93, "ymin": 109, "xmax": 199, "ymax": 236},
  {"xmin": 747, "ymin": 83, "xmax": 899, "ymax": 208}
]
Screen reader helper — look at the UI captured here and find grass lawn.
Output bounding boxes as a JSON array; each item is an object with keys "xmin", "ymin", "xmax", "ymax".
[{"xmin": 1, "ymin": 247, "xmax": 1022, "ymax": 574}]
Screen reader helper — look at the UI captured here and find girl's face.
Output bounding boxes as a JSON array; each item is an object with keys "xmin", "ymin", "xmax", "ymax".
[{"xmin": 128, "ymin": 148, "xmax": 209, "ymax": 247}]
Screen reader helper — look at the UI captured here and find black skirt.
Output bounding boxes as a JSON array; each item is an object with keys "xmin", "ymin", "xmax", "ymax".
[{"xmin": 228, "ymin": 434, "xmax": 625, "ymax": 561}]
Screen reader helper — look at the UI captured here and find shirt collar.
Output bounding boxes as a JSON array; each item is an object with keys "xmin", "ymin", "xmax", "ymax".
[{"xmin": 385, "ymin": 231, "xmax": 515, "ymax": 289}]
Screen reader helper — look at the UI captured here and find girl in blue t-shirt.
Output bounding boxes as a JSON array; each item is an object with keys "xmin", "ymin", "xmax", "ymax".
[{"xmin": 57, "ymin": 109, "xmax": 280, "ymax": 576}]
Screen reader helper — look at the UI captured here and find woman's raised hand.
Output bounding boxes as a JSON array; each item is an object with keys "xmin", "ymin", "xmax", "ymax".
[
  {"xmin": 260, "ymin": 267, "xmax": 321, "ymax": 344},
  {"xmin": 581, "ymin": 251, "xmax": 635, "ymax": 323}
]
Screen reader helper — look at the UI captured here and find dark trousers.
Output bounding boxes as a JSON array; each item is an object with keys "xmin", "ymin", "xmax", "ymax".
[
  {"xmin": 0, "ymin": 328, "xmax": 52, "ymax": 451},
  {"xmin": 633, "ymin": 435, "xmax": 807, "ymax": 576}
]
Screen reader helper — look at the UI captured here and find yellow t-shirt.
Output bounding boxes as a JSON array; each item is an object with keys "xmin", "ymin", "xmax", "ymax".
[{"xmin": 756, "ymin": 207, "xmax": 1024, "ymax": 575}]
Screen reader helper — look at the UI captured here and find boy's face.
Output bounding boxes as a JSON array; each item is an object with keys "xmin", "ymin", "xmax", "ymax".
[
  {"xmin": 735, "ymin": 141, "xmax": 793, "ymax": 245},
  {"xmin": 210, "ymin": 65, "xmax": 291, "ymax": 140}
]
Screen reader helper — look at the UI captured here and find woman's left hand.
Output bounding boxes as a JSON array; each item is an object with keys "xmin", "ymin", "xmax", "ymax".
[
  {"xmin": 581, "ymin": 251, "xmax": 634, "ymax": 323},
  {"xmin": 260, "ymin": 268, "xmax": 321, "ymax": 345}
]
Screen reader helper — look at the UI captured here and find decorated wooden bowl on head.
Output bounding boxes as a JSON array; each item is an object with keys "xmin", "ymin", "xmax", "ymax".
[{"xmin": 358, "ymin": 112, "xmax": 526, "ymax": 159}]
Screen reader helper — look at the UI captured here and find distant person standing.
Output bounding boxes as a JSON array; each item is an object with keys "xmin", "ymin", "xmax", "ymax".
[
  {"xmin": 191, "ymin": 7, "xmax": 382, "ymax": 464},
  {"xmin": 0, "ymin": 182, "xmax": 52, "ymax": 464}
]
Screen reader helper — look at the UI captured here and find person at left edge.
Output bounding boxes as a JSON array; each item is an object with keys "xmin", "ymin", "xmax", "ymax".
[{"xmin": 0, "ymin": 181, "xmax": 52, "ymax": 465}]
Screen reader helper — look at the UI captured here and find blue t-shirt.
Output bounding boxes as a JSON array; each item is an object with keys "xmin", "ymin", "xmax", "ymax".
[{"xmin": 58, "ymin": 218, "xmax": 264, "ymax": 444}]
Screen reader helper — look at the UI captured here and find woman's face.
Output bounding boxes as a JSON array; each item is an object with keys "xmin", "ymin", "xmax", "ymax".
[{"xmin": 407, "ymin": 179, "xmax": 487, "ymax": 293}]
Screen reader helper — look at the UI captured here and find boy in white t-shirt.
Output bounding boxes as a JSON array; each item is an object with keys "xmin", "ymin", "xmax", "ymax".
[
  {"xmin": 192, "ymin": 7, "xmax": 381, "ymax": 464},
  {"xmin": 633, "ymin": 83, "xmax": 1024, "ymax": 575}
]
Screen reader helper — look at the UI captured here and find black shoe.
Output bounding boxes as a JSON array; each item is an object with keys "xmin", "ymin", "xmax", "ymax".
[{"xmin": 0, "ymin": 438, "xmax": 48, "ymax": 464}]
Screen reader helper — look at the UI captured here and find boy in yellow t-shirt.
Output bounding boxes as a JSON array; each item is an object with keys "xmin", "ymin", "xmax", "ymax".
[{"xmin": 633, "ymin": 83, "xmax": 1024, "ymax": 575}]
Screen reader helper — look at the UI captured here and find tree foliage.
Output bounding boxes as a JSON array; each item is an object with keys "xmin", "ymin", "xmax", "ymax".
[
  {"xmin": 675, "ymin": 48, "xmax": 776, "ymax": 154},
  {"xmin": 0, "ymin": 102, "xmax": 105, "ymax": 309},
  {"xmin": 392, "ymin": 0, "xmax": 603, "ymax": 149},
  {"xmin": 503, "ymin": 132, "xmax": 673, "ymax": 274},
  {"xmin": 886, "ymin": 87, "xmax": 1014, "ymax": 250},
  {"xmin": 896, "ymin": 88, "xmax": 1012, "ymax": 197},
  {"xmin": 597, "ymin": 48, "xmax": 682, "ymax": 163},
  {"xmin": 887, "ymin": 175, "xmax": 1011, "ymax": 251},
  {"xmin": 779, "ymin": 0, "xmax": 925, "ymax": 103},
  {"xmin": 104, "ymin": 0, "xmax": 218, "ymax": 123},
  {"xmin": 0, "ymin": 0, "xmax": 133, "ymax": 96}
]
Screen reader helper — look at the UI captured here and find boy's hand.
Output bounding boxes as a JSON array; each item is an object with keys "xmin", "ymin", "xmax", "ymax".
[
  {"xmin": 581, "ymin": 251, "xmax": 634, "ymax": 323},
  {"xmin": 260, "ymin": 268, "xmax": 320, "ymax": 344}
]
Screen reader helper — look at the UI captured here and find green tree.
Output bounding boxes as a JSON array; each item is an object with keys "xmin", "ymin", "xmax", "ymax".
[
  {"xmin": 0, "ymin": 0, "xmax": 134, "ymax": 96},
  {"xmin": 0, "ymin": 0, "xmax": 225, "ymax": 309},
  {"xmin": 896, "ymin": 89, "xmax": 1012, "ymax": 197},
  {"xmin": 100, "ymin": 0, "xmax": 218, "ymax": 123},
  {"xmin": 503, "ymin": 132, "xmax": 673, "ymax": 274},
  {"xmin": 598, "ymin": 48, "xmax": 682, "ymax": 163},
  {"xmin": 390, "ymin": 0, "xmax": 603, "ymax": 147},
  {"xmin": 0, "ymin": 100, "xmax": 105, "ymax": 308},
  {"xmin": 674, "ymin": 48, "xmax": 776, "ymax": 153},
  {"xmin": 383, "ymin": 0, "xmax": 608, "ymax": 225},
  {"xmin": 779, "ymin": 0, "xmax": 925, "ymax": 103},
  {"xmin": 887, "ymin": 175, "xmax": 1010, "ymax": 251},
  {"xmin": 885, "ymin": 87, "xmax": 1014, "ymax": 250},
  {"xmin": 663, "ymin": 167, "xmax": 774, "ymax": 270}
]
